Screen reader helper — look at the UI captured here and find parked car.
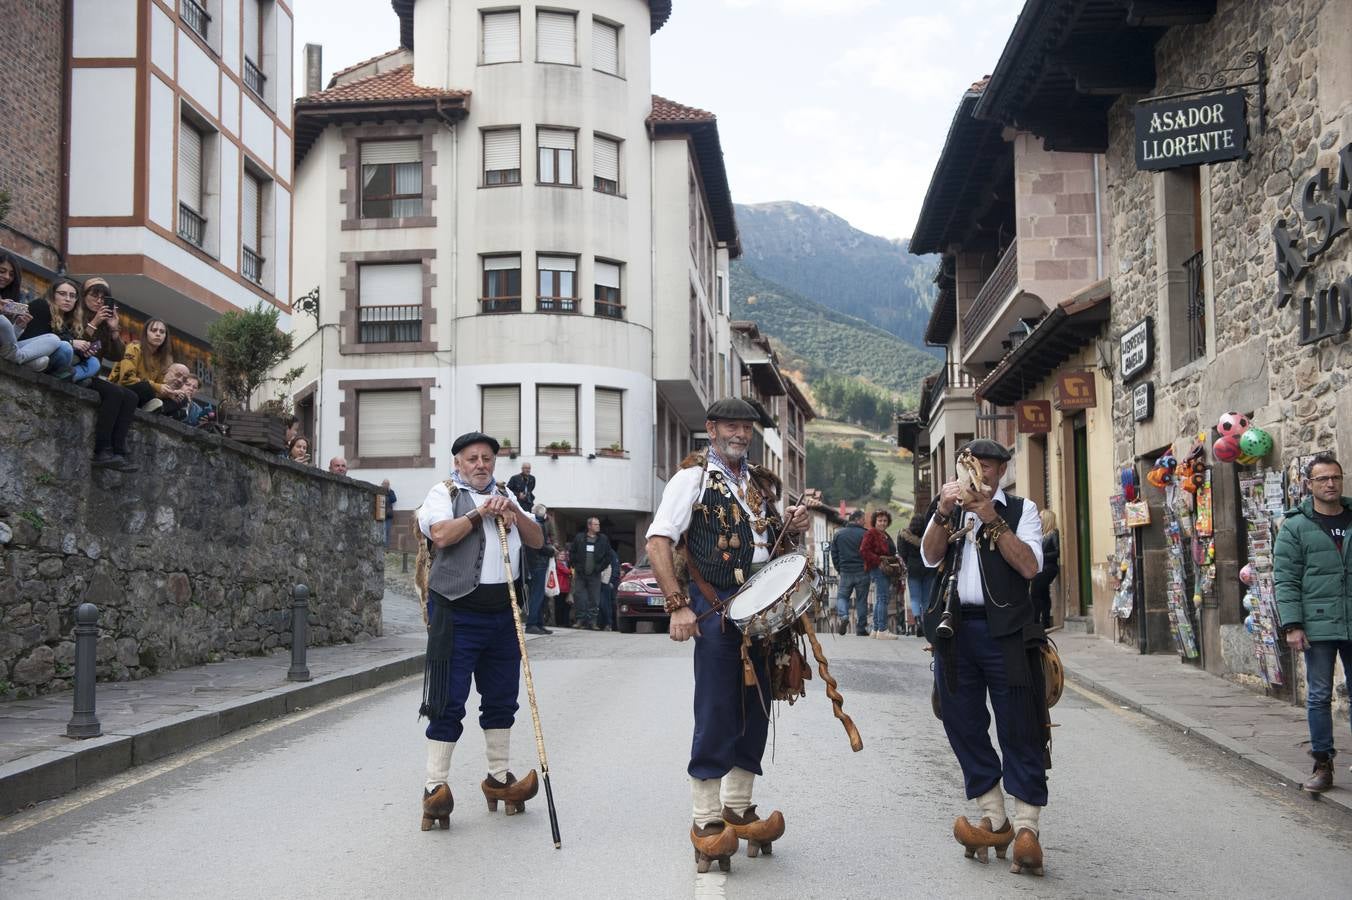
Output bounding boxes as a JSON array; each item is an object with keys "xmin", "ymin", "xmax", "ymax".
[{"xmin": 615, "ymin": 557, "xmax": 669, "ymax": 634}]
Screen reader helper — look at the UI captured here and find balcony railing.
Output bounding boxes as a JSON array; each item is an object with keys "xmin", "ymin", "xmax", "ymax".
[
  {"xmin": 1183, "ymin": 249, "xmax": 1206, "ymax": 363},
  {"xmin": 358, "ymin": 304, "xmax": 422, "ymax": 343},
  {"xmin": 479, "ymin": 296, "xmax": 520, "ymax": 314},
  {"xmin": 537, "ymin": 296, "xmax": 580, "ymax": 313},
  {"xmin": 926, "ymin": 363, "xmax": 977, "ymax": 415},
  {"xmin": 961, "ymin": 241, "xmax": 1019, "ymax": 350},
  {"xmin": 178, "ymin": 202, "xmax": 205, "ymax": 248},
  {"xmin": 594, "ymin": 300, "xmax": 624, "ymax": 319},
  {"xmin": 242, "ymin": 246, "xmax": 264, "ymax": 284},
  {"xmin": 243, "ymin": 57, "xmax": 266, "ymax": 98},
  {"xmin": 180, "ymin": 0, "xmax": 210, "ymax": 41}
]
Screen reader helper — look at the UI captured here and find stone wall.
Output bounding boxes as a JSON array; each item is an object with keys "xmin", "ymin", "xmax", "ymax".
[{"xmin": 0, "ymin": 362, "xmax": 385, "ymax": 699}]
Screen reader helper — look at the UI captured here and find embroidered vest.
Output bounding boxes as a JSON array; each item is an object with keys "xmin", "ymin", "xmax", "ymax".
[
  {"xmin": 682, "ymin": 457, "xmax": 784, "ymax": 591},
  {"xmin": 975, "ymin": 495, "xmax": 1036, "ymax": 639}
]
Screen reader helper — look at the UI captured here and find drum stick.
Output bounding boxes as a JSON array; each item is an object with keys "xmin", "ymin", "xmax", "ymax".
[
  {"xmin": 766, "ymin": 492, "xmax": 805, "ymax": 560},
  {"xmin": 801, "ymin": 613, "xmax": 864, "ymax": 752}
]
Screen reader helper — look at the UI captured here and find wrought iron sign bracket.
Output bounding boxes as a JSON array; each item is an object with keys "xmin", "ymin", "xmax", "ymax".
[
  {"xmin": 294, "ymin": 286, "xmax": 320, "ymax": 322},
  {"xmin": 1142, "ymin": 49, "xmax": 1267, "ymax": 135}
]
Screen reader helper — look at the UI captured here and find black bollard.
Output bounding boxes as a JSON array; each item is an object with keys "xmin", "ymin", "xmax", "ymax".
[
  {"xmin": 287, "ymin": 584, "xmax": 312, "ymax": 682},
  {"xmin": 401, "ymin": 551, "xmax": 409, "ymax": 573},
  {"xmin": 66, "ymin": 602, "xmax": 102, "ymax": 739}
]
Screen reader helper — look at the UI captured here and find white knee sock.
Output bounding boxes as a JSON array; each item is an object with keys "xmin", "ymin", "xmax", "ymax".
[
  {"xmin": 691, "ymin": 777, "xmax": 723, "ymax": 828},
  {"xmin": 976, "ymin": 784, "xmax": 1008, "ymax": 830},
  {"xmin": 721, "ymin": 767, "xmax": 755, "ymax": 816},
  {"xmin": 1012, "ymin": 797, "xmax": 1042, "ymax": 835},
  {"xmin": 484, "ymin": 728, "xmax": 511, "ymax": 781},
  {"xmin": 425, "ymin": 739, "xmax": 455, "ymax": 791}
]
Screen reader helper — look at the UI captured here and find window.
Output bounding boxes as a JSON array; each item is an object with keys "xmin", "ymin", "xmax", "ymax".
[
  {"xmin": 482, "ymin": 255, "xmax": 522, "ymax": 313},
  {"xmin": 181, "ymin": 0, "xmax": 210, "ymax": 41},
  {"xmin": 358, "ymin": 390, "xmax": 421, "ymax": 458},
  {"xmin": 482, "ymin": 10, "xmax": 520, "ymax": 64},
  {"xmin": 242, "ymin": 0, "xmax": 266, "ymax": 97},
  {"xmin": 361, "ymin": 140, "xmax": 422, "ymax": 219},
  {"xmin": 592, "ymin": 18, "xmax": 620, "ymax": 75},
  {"xmin": 594, "ymin": 135, "xmax": 619, "ymax": 194},
  {"xmin": 1157, "ymin": 165, "xmax": 1209, "ymax": 370},
  {"xmin": 537, "ymin": 256, "xmax": 578, "ymax": 313},
  {"xmin": 481, "ymin": 385, "xmax": 521, "ymax": 450},
  {"xmin": 178, "ymin": 117, "xmax": 206, "ymax": 247},
  {"xmin": 537, "ymin": 128, "xmax": 576, "ymax": 186},
  {"xmin": 595, "ymin": 388, "xmax": 623, "ymax": 451},
  {"xmin": 358, "ymin": 263, "xmax": 422, "ymax": 343},
  {"xmin": 536, "ymin": 10, "xmax": 576, "ymax": 65},
  {"xmin": 484, "ymin": 128, "xmax": 521, "ymax": 185},
  {"xmin": 241, "ymin": 168, "xmax": 264, "ymax": 284},
  {"xmin": 594, "ymin": 260, "xmax": 622, "ymax": 319},
  {"xmin": 537, "ymin": 385, "xmax": 578, "ymax": 452}
]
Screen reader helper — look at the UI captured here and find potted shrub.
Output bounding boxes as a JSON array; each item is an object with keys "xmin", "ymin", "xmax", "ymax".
[
  {"xmin": 207, "ymin": 303, "xmax": 303, "ymax": 452},
  {"xmin": 501, "ymin": 438, "xmax": 517, "ymax": 460},
  {"xmin": 598, "ymin": 442, "xmax": 625, "ymax": 458}
]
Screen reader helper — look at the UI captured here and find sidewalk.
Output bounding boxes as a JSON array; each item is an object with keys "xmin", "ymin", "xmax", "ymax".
[
  {"xmin": 0, "ymin": 587, "xmax": 431, "ymax": 816},
  {"xmin": 1055, "ymin": 631, "xmax": 1352, "ymax": 816}
]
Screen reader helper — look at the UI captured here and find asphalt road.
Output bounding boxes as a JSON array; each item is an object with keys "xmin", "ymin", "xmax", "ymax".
[{"xmin": 3, "ymin": 629, "xmax": 1351, "ymax": 899}]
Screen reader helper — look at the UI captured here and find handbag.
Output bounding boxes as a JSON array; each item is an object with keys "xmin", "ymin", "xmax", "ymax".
[{"xmin": 544, "ymin": 559, "xmax": 560, "ymax": 598}]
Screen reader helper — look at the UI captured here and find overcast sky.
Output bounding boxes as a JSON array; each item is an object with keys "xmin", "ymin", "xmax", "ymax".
[{"xmin": 292, "ymin": 0, "xmax": 1022, "ymax": 241}]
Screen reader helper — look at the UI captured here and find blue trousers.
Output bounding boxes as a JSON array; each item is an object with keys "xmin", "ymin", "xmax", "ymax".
[
  {"xmin": 599, "ymin": 584, "xmax": 616, "ymax": 629},
  {"xmin": 424, "ymin": 607, "xmax": 520, "ymax": 743},
  {"xmin": 870, "ymin": 571, "xmax": 892, "ymax": 631},
  {"xmin": 935, "ymin": 618, "xmax": 1048, "ymax": 805},
  {"xmin": 689, "ymin": 582, "xmax": 771, "ymax": 780},
  {"xmin": 526, "ymin": 562, "xmax": 549, "ymax": 627},
  {"xmin": 907, "ymin": 573, "xmax": 933, "ymax": 620},
  {"xmin": 836, "ymin": 570, "xmax": 870, "ymax": 630},
  {"xmin": 1305, "ymin": 640, "xmax": 1352, "ymax": 755}
]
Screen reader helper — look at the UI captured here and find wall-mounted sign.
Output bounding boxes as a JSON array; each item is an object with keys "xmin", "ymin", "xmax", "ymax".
[
  {"xmin": 1273, "ymin": 142, "xmax": 1352, "ymax": 344},
  {"xmin": 1015, "ymin": 400, "xmax": 1052, "ymax": 434},
  {"xmin": 1134, "ymin": 91, "xmax": 1247, "ymax": 171},
  {"xmin": 1054, "ymin": 371, "xmax": 1097, "ymax": 411},
  {"xmin": 1133, "ymin": 382, "xmax": 1154, "ymax": 422},
  {"xmin": 1120, "ymin": 316, "xmax": 1153, "ymax": 382}
]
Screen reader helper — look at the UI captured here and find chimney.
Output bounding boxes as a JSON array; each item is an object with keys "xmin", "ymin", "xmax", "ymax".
[{"xmin": 304, "ymin": 43, "xmax": 323, "ymax": 95}]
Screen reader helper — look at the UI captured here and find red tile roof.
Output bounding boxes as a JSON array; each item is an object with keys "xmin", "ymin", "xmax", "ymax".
[
  {"xmin": 327, "ymin": 48, "xmax": 406, "ymax": 86},
  {"xmin": 302, "ymin": 65, "xmax": 469, "ymax": 106},
  {"xmin": 648, "ymin": 94, "xmax": 716, "ymax": 125}
]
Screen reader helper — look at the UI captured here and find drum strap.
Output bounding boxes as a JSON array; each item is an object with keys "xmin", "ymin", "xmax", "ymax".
[{"xmin": 687, "ymin": 556, "xmax": 729, "ymax": 630}]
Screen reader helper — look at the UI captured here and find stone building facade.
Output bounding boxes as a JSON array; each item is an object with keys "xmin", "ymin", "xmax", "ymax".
[{"xmin": 0, "ymin": 364, "xmax": 385, "ymax": 699}]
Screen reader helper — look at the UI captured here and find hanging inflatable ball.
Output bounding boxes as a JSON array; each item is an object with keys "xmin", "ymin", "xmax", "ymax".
[
  {"xmin": 1242, "ymin": 594, "xmax": 1254, "ymax": 613},
  {"xmin": 1239, "ymin": 563, "xmax": 1256, "ymax": 586},
  {"xmin": 1238, "ymin": 427, "xmax": 1273, "ymax": 459},
  {"xmin": 1216, "ymin": 412, "xmax": 1250, "ymax": 437},
  {"xmin": 1244, "ymin": 613, "xmax": 1257, "ymax": 634},
  {"xmin": 1213, "ymin": 434, "xmax": 1241, "ymax": 463}
]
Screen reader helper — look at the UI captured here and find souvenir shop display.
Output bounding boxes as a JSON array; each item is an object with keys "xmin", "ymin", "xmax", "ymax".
[
  {"xmin": 1109, "ymin": 492, "xmax": 1134, "ymax": 619},
  {"xmin": 1162, "ymin": 481, "xmax": 1200, "ymax": 659},
  {"xmin": 1238, "ymin": 469, "xmax": 1285, "ymax": 686}
]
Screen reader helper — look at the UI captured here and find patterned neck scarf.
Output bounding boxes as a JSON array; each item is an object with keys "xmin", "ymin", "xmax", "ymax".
[
  {"xmin": 707, "ymin": 446, "xmax": 748, "ymax": 483},
  {"xmin": 451, "ymin": 470, "xmax": 497, "ymax": 496}
]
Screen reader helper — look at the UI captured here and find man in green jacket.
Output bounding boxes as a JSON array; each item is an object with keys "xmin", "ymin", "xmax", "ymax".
[{"xmin": 1275, "ymin": 453, "xmax": 1352, "ymax": 794}]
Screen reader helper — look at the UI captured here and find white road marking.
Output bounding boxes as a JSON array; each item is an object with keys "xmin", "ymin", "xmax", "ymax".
[{"xmin": 694, "ymin": 871, "xmax": 728, "ymax": 898}]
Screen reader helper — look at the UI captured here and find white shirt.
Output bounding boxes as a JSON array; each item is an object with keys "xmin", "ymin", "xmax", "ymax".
[
  {"xmin": 920, "ymin": 489, "xmax": 1043, "ymax": 607},
  {"xmin": 646, "ymin": 463, "xmax": 773, "ymax": 564},
  {"xmin": 418, "ymin": 482, "xmax": 524, "ymax": 583}
]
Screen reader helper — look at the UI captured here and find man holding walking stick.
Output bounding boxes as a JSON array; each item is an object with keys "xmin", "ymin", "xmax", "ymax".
[{"xmin": 415, "ymin": 432, "xmax": 544, "ymax": 832}]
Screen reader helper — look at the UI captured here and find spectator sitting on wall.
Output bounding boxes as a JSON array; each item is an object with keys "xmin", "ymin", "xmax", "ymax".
[
  {"xmin": 177, "ymin": 374, "xmax": 215, "ymax": 427},
  {"xmin": 288, "ymin": 437, "xmax": 311, "ymax": 465},
  {"xmin": 329, "ymin": 456, "xmax": 348, "ymax": 476},
  {"xmin": 10, "ymin": 271, "xmax": 78, "ymax": 378},
  {"xmin": 42, "ymin": 276, "xmax": 100, "ymax": 383},
  {"xmin": 0, "ymin": 250, "xmax": 68, "ymax": 373},
  {"xmin": 75, "ymin": 277, "xmax": 140, "ymax": 472},
  {"xmin": 109, "ymin": 317, "xmax": 184, "ymax": 416}
]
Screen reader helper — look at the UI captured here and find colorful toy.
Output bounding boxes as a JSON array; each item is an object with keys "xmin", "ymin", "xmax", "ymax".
[
  {"xmin": 1213, "ymin": 433, "xmax": 1241, "ymax": 463},
  {"xmin": 1239, "ymin": 427, "xmax": 1273, "ymax": 459},
  {"xmin": 1216, "ymin": 412, "xmax": 1251, "ymax": 437},
  {"xmin": 1147, "ymin": 452, "xmax": 1178, "ymax": 489},
  {"xmin": 1121, "ymin": 466, "xmax": 1139, "ymax": 501}
]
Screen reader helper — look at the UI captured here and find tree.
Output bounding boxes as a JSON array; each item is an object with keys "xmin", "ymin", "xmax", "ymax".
[
  {"xmin": 878, "ymin": 472, "xmax": 895, "ymax": 503},
  {"xmin": 207, "ymin": 303, "xmax": 302, "ymax": 410}
]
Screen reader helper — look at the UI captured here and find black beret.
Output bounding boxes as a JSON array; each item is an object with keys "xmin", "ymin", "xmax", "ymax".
[
  {"xmin": 960, "ymin": 438, "xmax": 1012, "ymax": 462},
  {"xmin": 452, "ymin": 431, "xmax": 500, "ymax": 455},
  {"xmin": 705, "ymin": 397, "xmax": 760, "ymax": 422}
]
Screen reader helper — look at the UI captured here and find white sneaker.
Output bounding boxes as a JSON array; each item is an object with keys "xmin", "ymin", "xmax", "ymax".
[
  {"xmin": 141, "ymin": 398, "xmax": 163, "ymax": 413},
  {"xmin": 24, "ymin": 355, "xmax": 50, "ymax": 372},
  {"xmin": 872, "ymin": 630, "xmax": 898, "ymax": 640}
]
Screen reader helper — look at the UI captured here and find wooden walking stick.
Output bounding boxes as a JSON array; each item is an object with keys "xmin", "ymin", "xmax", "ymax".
[
  {"xmin": 800, "ymin": 613, "xmax": 864, "ymax": 752},
  {"xmin": 496, "ymin": 517, "xmax": 562, "ymax": 849}
]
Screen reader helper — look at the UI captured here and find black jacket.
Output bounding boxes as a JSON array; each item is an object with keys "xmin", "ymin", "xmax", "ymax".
[
  {"xmin": 507, "ymin": 473, "xmax": 536, "ymax": 507},
  {"xmin": 523, "ymin": 515, "xmax": 555, "ymax": 569},
  {"xmin": 569, "ymin": 531, "xmax": 614, "ymax": 577},
  {"xmin": 831, "ymin": 522, "xmax": 867, "ymax": 574}
]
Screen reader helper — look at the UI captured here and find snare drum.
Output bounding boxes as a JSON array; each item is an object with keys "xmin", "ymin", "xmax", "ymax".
[{"xmin": 725, "ymin": 553, "xmax": 824, "ymax": 639}]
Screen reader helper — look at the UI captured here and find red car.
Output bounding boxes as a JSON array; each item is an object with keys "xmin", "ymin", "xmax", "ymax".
[{"xmin": 615, "ymin": 557, "xmax": 669, "ymax": 634}]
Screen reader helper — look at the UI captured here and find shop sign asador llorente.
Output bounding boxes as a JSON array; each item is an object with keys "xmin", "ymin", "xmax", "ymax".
[
  {"xmin": 1274, "ymin": 143, "xmax": 1352, "ymax": 345},
  {"xmin": 1133, "ymin": 91, "xmax": 1247, "ymax": 171}
]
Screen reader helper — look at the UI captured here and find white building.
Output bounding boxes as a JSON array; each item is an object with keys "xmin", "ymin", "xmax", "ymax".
[
  {"xmin": 287, "ymin": 0, "xmax": 741, "ymax": 557},
  {"xmin": 65, "ymin": 0, "xmax": 294, "ymax": 343}
]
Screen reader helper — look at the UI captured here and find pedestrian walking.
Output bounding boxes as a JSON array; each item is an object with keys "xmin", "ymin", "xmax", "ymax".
[
  {"xmin": 861, "ymin": 510, "xmax": 900, "ymax": 639},
  {"xmin": 414, "ymin": 431, "xmax": 545, "ymax": 831},
  {"xmin": 921, "ymin": 440, "xmax": 1049, "ymax": 876},
  {"xmin": 898, "ymin": 512, "xmax": 933, "ymax": 637},
  {"xmin": 569, "ymin": 517, "xmax": 613, "ymax": 630},
  {"xmin": 1032, "ymin": 509, "xmax": 1060, "ymax": 629},
  {"xmin": 831, "ymin": 509, "xmax": 870, "ymax": 635},
  {"xmin": 645, "ymin": 397, "xmax": 810, "ymax": 872},
  {"xmin": 1275, "ymin": 452, "xmax": 1352, "ymax": 794}
]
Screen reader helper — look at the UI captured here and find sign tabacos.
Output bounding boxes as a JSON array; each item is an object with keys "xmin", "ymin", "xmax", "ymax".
[{"xmin": 1134, "ymin": 91, "xmax": 1247, "ymax": 171}]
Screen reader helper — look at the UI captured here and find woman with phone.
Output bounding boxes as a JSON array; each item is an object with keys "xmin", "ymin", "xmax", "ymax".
[{"xmin": 75, "ymin": 277, "xmax": 140, "ymax": 471}]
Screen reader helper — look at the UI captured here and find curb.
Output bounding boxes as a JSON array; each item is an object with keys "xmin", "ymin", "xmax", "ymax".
[
  {"xmin": 0, "ymin": 650, "xmax": 425, "ymax": 817},
  {"xmin": 1062, "ymin": 666, "xmax": 1352, "ymax": 817}
]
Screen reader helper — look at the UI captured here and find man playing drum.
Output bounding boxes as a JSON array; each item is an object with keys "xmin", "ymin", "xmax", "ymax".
[{"xmin": 646, "ymin": 398, "xmax": 811, "ymax": 873}]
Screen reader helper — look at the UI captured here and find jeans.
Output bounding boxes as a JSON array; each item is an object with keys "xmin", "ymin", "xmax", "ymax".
[
  {"xmin": 0, "ymin": 319, "xmax": 62, "ymax": 366},
  {"xmin": 836, "ymin": 570, "xmax": 870, "ymax": 631},
  {"xmin": 870, "ymin": 570, "xmax": 892, "ymax": 632},
  {"xmin": 908, "ymin": 573, "xmax": 934, "ymax": 620},
  {"xmin": 46, "ymin": 341, "xmax": 74, "ymax": 373},
  {"xmin": 525, "ymin": 562, "xmax": 549, "ymax": 627},
  {"xmin": 1305, "ymin": 640, "xmax": 1352, "ymax": 755},
  {"xmin": 72, "ymin": 355, "xmax": 101, "ymax": 381},
  {"xmin": 599, "ymin": 584, "xmax": 616, "ymax": 629},
  {"xmin": 573, "ymin": 572, "xmax": 603, "ymax": 626}
]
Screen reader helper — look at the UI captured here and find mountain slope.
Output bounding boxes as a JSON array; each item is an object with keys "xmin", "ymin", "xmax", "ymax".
[{"xmin": 735, "ymin": 201, "xmax": 938, "ymax": 347}]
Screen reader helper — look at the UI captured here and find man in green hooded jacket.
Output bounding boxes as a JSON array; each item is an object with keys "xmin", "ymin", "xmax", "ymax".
[{"xmin": 1275, "ymin": 452, "xmax": 1352, "ymax": 794}]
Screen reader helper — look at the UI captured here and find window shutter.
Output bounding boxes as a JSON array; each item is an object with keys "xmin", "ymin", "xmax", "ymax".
[
  {"xmin": 537, "ymin": 385, "xmax": 577, "ymax": 448},
  {"xmin": 592, "ymin": 20, "xmax": 619, "ymax": 74},
  {"xmin": 594, "ymin": 261, "xmax": 620, "ymax": 289},
  {"xmin": 484, "ymin": 255, "xmax": 521, "ymax": 271},
  {"xmin": 594, "ymin": 136, "xmax": 619, "ymax": 183},
  {"xmin": 179, "ymin": 120, "xmax": 203, "ymax": 211},
  {"xmin": 359, "ymin": 263, "xmax": 422, "ymax": 306},
  {"xmin": 483, "ymin": 11, "xmax": 520, "ymax": 64},
  {"xmin": 483, "ymin": 129, "xmax": 521, "ymax": 171},
  {"xmin": 243, "ymin": 0, "xmax": 260, "ymax": 63},
  {"xmin": 358, "ymin": 390, "xmax": 422, "ymax": 458},
  {"xmin": 242, "ymin": 172, "xmax": 260, "ymax": 249},
  {"xmin": 536, "ymin": 11, "xmax": 575, "ymax": 64},
  {"xmin": 595, "ymin": 388, "xmax": 622, "ymax": 449},
  {"xmin": 538, "ymin": 255, "xmax": 576, "ymax": 273},
  {"xmin": 538, "ymin": 128, "xmax": 575, "ymax": 151},
  {"xmin": 361, "ymin": 140, "xmax": 421, "ymax": 166},
  {"xmin": 481, "ymin": 385, "xmax": 521, "ymax": 449}
]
